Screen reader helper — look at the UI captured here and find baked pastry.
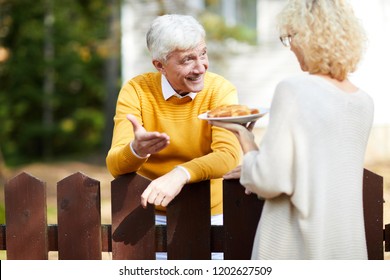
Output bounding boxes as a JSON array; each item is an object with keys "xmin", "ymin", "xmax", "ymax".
[{"xmin": 207, "ymin": 104, "xmax": 259, "ymax": 118}]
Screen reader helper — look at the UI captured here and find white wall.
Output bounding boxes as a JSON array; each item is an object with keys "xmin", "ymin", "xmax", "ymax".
[
  {"xmin": 350, "ymin": 0, "xmax": 390, "ymax": 163},
  {"xmin": 350, "ymin": 0, "xmax": 390, "ymax": 125}
]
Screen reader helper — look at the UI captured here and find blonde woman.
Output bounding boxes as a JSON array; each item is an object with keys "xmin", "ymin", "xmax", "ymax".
[{"xmin": 210, "ymin": 0, "xmax": 373, "ymax": 259}]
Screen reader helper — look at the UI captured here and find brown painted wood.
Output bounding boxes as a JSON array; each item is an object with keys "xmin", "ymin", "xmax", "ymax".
[
  {"xmin": 363, "ymin": 169, "xmax": 384, "ymax": 260},
  {"xmin": 385, "ymin": 224, "xmax": 390, "ymax": 252},
  {"xmin": 167, "ymin": 180, "xmax": 211, "ymax": 259},
  {"xmin": 0, "ymin": 223, "xmax": 229, "ymax": 254},
  {"xmin": 0, "ymin": 169, "xmax": 387, "ymax": 259},
  {"xmin": 223, "ymin": 179, "xmax": 264, "ymax": 260},
  {"xmin": 57, "ymin": 172, "xmax": 102, "ymax": 259},
  {"xmin": 101, "ymin": 224, "xmax": 111, "ymax": 252},
  {"xmin": 211, "ymin": 225, "xmax": 224, "ymax": 251},
  {"xmin": 155, "ymin": 224, "xmax": 166, "ymax": 252},
  {"xmin": 5, "ymin": 172, "xmax": 48, "ymax": 259},
  {"xmin": 48, "ymin": 224, "xmax": 58, "ymax": 251},
  {"xmin": 0, "ymin": 224, "xmax": 5, "ymax": 250},
  {"xmin": 111, "ymin": 173, "xmax": 155, "ymax": 259}
]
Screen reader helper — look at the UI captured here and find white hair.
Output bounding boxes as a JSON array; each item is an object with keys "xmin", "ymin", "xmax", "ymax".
[{"xmin": 146, "ymin": 14, "xmax": 206, "ymax": 63}]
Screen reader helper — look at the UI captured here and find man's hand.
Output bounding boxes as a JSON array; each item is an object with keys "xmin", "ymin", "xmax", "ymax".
[
  {"xmin": 127, "ymin": 114, "xmax": 170, "ymax": 157},
  {"xmin": 141, "ymin": 167, "xmax": 189, "ymax": 208}
]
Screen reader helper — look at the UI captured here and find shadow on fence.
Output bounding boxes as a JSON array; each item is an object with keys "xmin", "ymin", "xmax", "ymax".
[{"xmin": 0, "ymin": 169, "xmax": 388, "ymax": 260}]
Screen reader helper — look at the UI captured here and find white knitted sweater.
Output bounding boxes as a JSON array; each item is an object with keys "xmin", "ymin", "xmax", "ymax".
[{"xmin": 241, "ymin": 74, "xmax": 374, "ymax": 260}]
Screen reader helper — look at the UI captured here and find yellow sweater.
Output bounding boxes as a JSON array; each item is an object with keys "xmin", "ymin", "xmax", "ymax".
[{"xmin": 106, "ymin": 71, "xmax": 241, "ymax": 215}]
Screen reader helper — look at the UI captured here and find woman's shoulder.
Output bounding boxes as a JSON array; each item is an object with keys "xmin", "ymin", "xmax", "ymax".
[
  {"xmin": 273, "ymin": 74, "xmax": 314, "ymax": 99},
  {"xmin": 276, "ymin": 73, "xmax": 314, "ymax": 88}
]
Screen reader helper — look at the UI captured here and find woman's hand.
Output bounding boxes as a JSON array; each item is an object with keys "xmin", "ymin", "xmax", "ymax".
[
  {"xmin": 223, "ymin": 165, "xmax": 242, "ymax": 179},
  {"xmin": 209, "ymin": 120, "xmax": 258, "ymax": 154},
  {"xmin": 223, "ymin": 165, "xmax": 252, "ymax": 195}
]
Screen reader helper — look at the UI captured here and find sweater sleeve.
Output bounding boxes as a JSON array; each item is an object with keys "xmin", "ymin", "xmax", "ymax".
[
  {"xmin": 106, "ymin": 80, "xmax": 148, "ymax": 177},
  {"xmin": 240, "ymin": 81, "xmax": 296, "ymax": 199}
]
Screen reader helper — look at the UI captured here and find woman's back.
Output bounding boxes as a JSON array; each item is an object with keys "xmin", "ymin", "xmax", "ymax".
[{"xmin": 247, "ymin": 74, "xmax": 374, "ymax": 259}]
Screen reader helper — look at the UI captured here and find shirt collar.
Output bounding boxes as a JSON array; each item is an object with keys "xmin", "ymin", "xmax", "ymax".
[{"xmin": 161, "ymin": 75, "xmax": 197, "ymax": 100}]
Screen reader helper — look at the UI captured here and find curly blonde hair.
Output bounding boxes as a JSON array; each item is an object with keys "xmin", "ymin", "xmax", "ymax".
[{"xmin": 277, "ymin": 0, "xmax": 367, "ymax": 81}]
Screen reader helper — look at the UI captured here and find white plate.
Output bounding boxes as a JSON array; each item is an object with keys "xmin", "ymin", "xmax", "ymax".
[{"xmin": 198, "ymin": 107, "xmax": 269, "ymax": 124}]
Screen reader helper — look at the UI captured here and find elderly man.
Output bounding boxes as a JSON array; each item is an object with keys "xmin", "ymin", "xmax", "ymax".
[{"xmin": 106, "ymin": 15, "xmax": 241, "ymax": 259}]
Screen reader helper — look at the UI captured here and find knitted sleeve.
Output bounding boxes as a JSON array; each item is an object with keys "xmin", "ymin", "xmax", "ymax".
[
  {"xmin": 240, "ymin": 80, "xmax": 296, "ymax": 199},
  {"xmin": 105, "ymin": 77, "xmax": 150, "ymax": 177}
]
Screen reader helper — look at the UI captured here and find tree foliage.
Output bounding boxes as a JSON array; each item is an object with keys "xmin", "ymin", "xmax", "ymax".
[
  {"xmin": 0, "ymin": 0, "xmax": 258, "ymax": 166},
  {"xmin": 0, "ymin": 0, "xmax": 118, "ymax": 165}
]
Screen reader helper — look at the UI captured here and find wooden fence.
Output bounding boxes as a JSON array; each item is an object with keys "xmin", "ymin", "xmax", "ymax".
[{"xmin": 0, "ymin": 169, "xmax": 388, "ymax": 260}]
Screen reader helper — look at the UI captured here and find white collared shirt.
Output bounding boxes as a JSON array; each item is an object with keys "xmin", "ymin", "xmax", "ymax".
[{"xmin": 161, "ymin": 74, "xmax": 197, "ymax": 100}]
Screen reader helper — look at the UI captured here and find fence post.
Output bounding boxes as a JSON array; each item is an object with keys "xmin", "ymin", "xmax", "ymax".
[
  {"xmin": 166, "ymin": 180, "xmax": 211, "ymax": 260},
  {"xmin": 5, "ymin": 172, "xmax": 48, "ymax": 259},
  {"xmin": 111, "ymin": 173, "xmax": 155, "ymax": 260},
  {"xmin": 223, "ymin": 179, "xmax": 264, "ymax": 260},
  {"xmin": 363, "ymin": 169, "xmax": 384, "ymax": 260},
  {"xmin": 57, "ymin": 172, "xmax": 102, "ymax": 260}
]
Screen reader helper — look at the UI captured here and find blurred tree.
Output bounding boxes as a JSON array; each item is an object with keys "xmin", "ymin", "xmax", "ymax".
[
  {"xmin": 0, "ymin": 147, "xmax": 6, "ymax": 186},
  {"xmin": 102, "ymin": 0, "xmax": 121, "ymax": 155},
  {"xmin": 43, "ymin": 0, "xmax": 54, "ymax": 159},
  {"xmin": 0, "ymin": 0, "xmax": 121, "ymax": 165},
  {"xmin": 202, "ymin": 0, "xmax": 257, "ymax": 44}
]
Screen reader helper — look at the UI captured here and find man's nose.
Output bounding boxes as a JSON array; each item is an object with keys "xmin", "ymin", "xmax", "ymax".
[{"xmin": 193, "ymin": 59, "xmax": 207, "ymax": 73}]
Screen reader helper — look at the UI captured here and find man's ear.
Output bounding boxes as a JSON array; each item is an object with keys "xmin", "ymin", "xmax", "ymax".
[{"xmin": 152, "ymin": 60, "xmax": 165, "ymax": 74}]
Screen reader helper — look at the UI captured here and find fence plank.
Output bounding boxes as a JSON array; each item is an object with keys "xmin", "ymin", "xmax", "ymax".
[
  {"xmin": 101, "ymin": 224, "xmax": 112, "ymax": 252},
  {"xmin": 48, "ymin": 224, "xmax": 58, "ymax": 251},
  {"xmin": 167, "ymin": 180, "xmax": 211, "ymax": 260},
  {"xmin": 111, "ymin": 173, "xmax": 155, "ymax": 260},
  {"xmin": 5, "ymin": 172, "xmax": 48, "ymax": 259},
  {"xmin": 385, "ymin": 224, "xmax": 390, "ymax": 252},
  {"xmin": 155, "ymin": 225, "xmax": 167, "ymax": 252},
  {"xmin": 0, "ymin": 224, "xmax": 5, "ymax": 250},
  {"xmin": 223, "ymin": 179, "xmax": 264, "ymax": 260},
  {"xmin": 57, "ymin": 172, "xmax": 102, "ymax": 260},
  {"xmin": 211, "ymin": 225, "xmax": 224, "ymax": 252},
  {"xmin": 363, "ymin": 169, "xmax": 384, "ymax": 260}
]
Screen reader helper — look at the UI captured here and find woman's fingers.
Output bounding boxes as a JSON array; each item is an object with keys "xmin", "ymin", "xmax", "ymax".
[{"xmin": 223, "ymin": 165, "xmax": 242, "ymax": 179}]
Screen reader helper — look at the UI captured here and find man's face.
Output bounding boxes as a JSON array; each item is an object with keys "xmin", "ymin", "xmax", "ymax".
[{"xmin": 157, "ymin": 40, "xmax": 209, "ymax": 95}]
